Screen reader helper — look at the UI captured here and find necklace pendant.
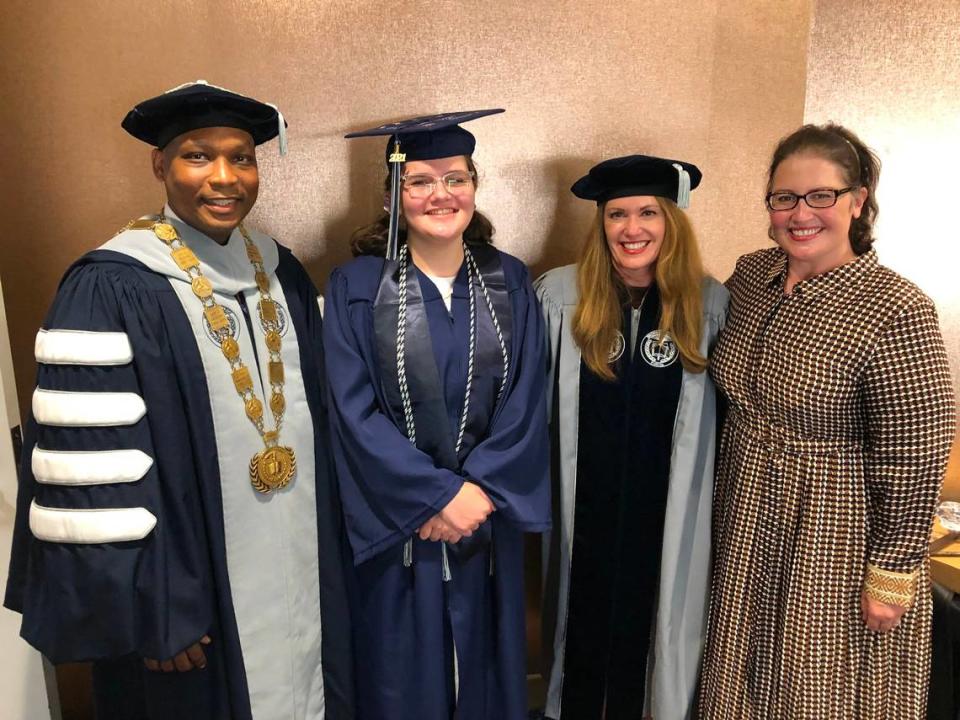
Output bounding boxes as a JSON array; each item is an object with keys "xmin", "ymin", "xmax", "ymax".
[{"xmin": 249, "ymin": 446, "xmax": 297, "ymax": 493}]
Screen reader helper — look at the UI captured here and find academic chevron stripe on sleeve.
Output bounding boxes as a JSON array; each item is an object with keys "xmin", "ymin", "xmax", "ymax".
[
  {"xmin": 28, "ymin": 501, "xmax": 157, "ymax": 543},
  {"xmin": 31, "ymin": 327, "xmax": 155, "ymax": 544},
  {"xmin": 34, "ymin": 328, "xmax": 133, "ymax": 365},
  {"xmin": 32, "ymin": 447, "xmax": 153, "ymax": 486}
]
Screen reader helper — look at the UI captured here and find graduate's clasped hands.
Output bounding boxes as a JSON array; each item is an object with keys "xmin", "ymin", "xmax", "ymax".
[{"xmin": 417, "ymin": 481, "xmax": 496, "ymax": 543}]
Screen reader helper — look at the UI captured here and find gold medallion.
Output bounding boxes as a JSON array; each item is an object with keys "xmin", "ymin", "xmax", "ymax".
[
  {"xmin": 268, "ymin": 361, "xmax": 284, "ymax": 385},
  {"xmin": 269, "ymin": 391, "xmax": 285, "ymax": 416},
  {"xmin": 205, "ymin": 305, "xmax": 229, "ymax": 332},
  {"xmin": 172, "ymin": 246, "xmax": 200, "ymax": 271},
  {"xmin": 232, "ymin": 367, "xmax": 253, "ymax": 393},
  {"xmin": 221, "ymin": 336, "xmax": 240, "ymax": 360},
  {"xmin": 259, "ymin": 299, "xmax": 278, "ymax": 324},
  {"xmin": 191, "ymin": 276, "xmax": 213, "ymax": 299},
  {"xmin": 265, "ymin": 330, "xmax": 282, "ymax": 352},
  {"xmin": 249, "ymin": 446, "xmax": 296, "ymax": 493},
  {"xmin": 153, "ymin": 223, "xmax": 178, "ymax": 242},
  {"xmin": 245, "ymin": 397, "xmax": 263, "ymax": 422}
]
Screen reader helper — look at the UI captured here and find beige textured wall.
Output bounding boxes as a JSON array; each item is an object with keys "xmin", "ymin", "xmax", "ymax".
[
  {"xmin": 805, "ymin": 0, "xmax": 960, "ymax": 494},
  {"xmin": 805, "ymin": 0, "xmax": 960, "ymax": 395},
  {"xmin": 0, "ymin": 0, "xmax": 811, "ymax": 417}
]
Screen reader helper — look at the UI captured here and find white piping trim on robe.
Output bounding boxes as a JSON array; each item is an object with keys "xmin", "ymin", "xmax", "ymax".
[
  {"xmin": 32, "ymin": 447, "xmax": 153, "ymax": 486},
  {"xmin": 35, "ymin": 329, "xmax": 133, "ymax": 366},
  {"xmin": 29, "ymin": 500, "xmax": 157, "ymax": 543},
  {"xmin": 32, "ymin": 389, "xmax": 146, "ymax": 427}
]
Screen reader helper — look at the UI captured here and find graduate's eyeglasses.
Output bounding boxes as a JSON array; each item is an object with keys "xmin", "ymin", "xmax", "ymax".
[
  {"xmin": 401, "ymin": 171, "xmax": 475, "ymax": 198},
  {"xmin": 765, "ymin": 186, "xmax": 857, "ymax": 211}
]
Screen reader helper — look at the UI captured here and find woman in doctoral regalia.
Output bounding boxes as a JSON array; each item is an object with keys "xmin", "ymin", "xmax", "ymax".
[
  {"xmin": 535, "ymin": 155, "xmax": 727, "ymax": 720},
  {"xmin": 323, "ymin": 110, "xmax": 551, "ymax": 720}
]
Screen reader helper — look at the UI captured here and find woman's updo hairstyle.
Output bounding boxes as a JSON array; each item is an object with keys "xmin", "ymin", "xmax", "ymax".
[{"xmin": 767, "ymin": 123, "xmax": 881, "ymax": 254}]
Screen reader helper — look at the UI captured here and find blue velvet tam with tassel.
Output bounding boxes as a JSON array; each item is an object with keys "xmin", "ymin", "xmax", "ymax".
[{"xmin": 572, "ymin": 154, "xmax": 702, "ymax": 208}]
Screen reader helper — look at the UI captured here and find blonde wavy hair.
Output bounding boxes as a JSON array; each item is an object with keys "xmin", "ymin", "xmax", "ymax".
[{"xmin": 573, "ymin": 197, "xmax": 707, "ymax": 380}]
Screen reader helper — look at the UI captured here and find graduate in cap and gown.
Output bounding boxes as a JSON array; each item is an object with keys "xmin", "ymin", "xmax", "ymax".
[
  {"xmin": 534, "ymin": 155, "xmax": 727, "ymax": 720},
  {"xmin": 4, "ymin": 81, "xmax": 355, "ymax": 719},
  {"xmin": 324, "ymin": 111, "xmax": 551, "ymax": 720}
]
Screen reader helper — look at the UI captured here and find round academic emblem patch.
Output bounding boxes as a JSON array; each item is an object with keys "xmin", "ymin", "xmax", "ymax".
[
  {"xmin": 608, "ymin": 331, "xmax": 626, "ymax": 363},
  {"xmin": 640, "ymin": 330, "xmax": 679, "ymax": 368}
]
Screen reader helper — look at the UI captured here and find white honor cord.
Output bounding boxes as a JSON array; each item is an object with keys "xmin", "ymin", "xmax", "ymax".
[{"xmin": 396, "ymin": 243, "xmax": 509, "ymax": 578}]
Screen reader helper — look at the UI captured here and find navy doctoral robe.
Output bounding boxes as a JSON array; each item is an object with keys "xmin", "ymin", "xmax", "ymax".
[
  {"xmin": 323, "ymin": 249, "xmax": 550, "ymax": 720},
  {"xmin": 5, "ymin": 219, "xmax": 355, "ymax": 719},
  {"xmin": 562, "ymin": 285, "xmax": 682, "ymax": 719}
]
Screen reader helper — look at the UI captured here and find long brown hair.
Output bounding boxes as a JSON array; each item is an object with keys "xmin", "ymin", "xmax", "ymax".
[
  {"xmin": 350, "ymin": 156, "xmax": 495, "ymax": 257},
  {"xmin": 573, "ymin": 197, "xmax": 707, "ymax": 379}
]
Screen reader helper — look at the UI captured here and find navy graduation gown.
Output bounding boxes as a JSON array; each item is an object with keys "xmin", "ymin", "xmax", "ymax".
[
  {"xmin": 323, "ymin": 249, "xmax": 550, "ymax": 720},
  {"xmin": 5, "ymin": 247, "xmax": 354, "ymax": 719}
]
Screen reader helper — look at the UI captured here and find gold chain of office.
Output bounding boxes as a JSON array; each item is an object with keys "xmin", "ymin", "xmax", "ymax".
[{"xmin": 149, "ymin": 218, "xmax": 296, "ymax": 493}]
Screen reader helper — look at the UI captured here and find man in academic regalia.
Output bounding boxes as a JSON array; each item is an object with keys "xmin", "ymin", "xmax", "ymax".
[{"xmin": 3, "ymin": 81, "xmax": 354, "ymax": 720}]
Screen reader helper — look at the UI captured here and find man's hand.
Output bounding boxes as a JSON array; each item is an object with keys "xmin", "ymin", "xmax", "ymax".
[
  {"xmin": 144, "ymin": 635, "xmax": 211, "ymax": 672},
  {"xmin": 861, "ymin": 592, "xmax": 907, "ymax": 633},
  {"xmin": 439, "ymin": 482, "xmax": 495, "ymax": 536},
  {"xmin": 417, "ymin": 515, "xmax": 463, "ymax": 543}
]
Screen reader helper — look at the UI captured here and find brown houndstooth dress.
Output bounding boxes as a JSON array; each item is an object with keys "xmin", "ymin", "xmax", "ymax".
[{"xmin": 698, "ymin": 247, "xmax": 956, "ymax": 719}]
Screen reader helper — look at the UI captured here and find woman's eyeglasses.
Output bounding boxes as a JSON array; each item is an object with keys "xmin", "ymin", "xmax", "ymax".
[
  {"xmin": 765, "ymin": 186, "xmax": 857, "ymax": 211},
  {"xmin": 401, "ymin": 171, "xmax": 476, "ymax": 199}
]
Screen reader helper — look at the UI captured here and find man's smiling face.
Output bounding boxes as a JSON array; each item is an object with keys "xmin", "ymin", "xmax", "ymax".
[{"xmin": 152, "ymin": 126, "xmax": 259, "ymax": 244}]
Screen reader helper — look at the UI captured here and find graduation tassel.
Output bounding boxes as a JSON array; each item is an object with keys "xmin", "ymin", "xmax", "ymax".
[
  {"xmin": 673, "ymin": 163, "xmax": 691, "ymax": 209},
  {"xmin": 403, "ymin": 537, "xmax": 413, "ymax": 567},
  {"xmin": 266, "ymin": 103, "xmax": 288, "ymax": 156},
  {"xmin": 441, "ymin": 542, "xmax": 452, "ymax": 582},
  {"xmin": 385, "ymin": 138, "xmax": 405, "ymax": 261}
]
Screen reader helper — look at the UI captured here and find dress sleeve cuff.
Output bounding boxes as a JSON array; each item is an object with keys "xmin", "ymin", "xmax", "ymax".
[{"xmin": 863, "ymin": 562, "xmax": 920, "ymax": 608}]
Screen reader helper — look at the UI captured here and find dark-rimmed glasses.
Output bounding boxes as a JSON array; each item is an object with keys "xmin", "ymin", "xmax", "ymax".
[
  {"xmin": 765, "ymin": 186, "xmax": 857, "ymax": 211},
  {"xmin": 401, "ymin": 171, "xmax": 476, "ymax": 199}
]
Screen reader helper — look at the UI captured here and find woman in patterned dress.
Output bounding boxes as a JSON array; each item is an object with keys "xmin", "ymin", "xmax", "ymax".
[{"xmin": 698, "ymin": 124, "xmax": 956, "ymax": 719}]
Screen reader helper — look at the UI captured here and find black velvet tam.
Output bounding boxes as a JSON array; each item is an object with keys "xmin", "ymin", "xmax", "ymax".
[
  {"xmin": 571, "ymin": 154, "xmax": 702, "ymax": 205},
  {"xmin": 122, "ymin": 80, "xmax": 285, "ymax": 149},
  {"xmin": 345, "ymin": 109, "xmax": 505, "ymax": 163}
]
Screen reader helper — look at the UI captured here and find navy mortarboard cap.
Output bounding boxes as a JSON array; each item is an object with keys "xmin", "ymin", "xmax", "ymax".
[
  {"xmin": 345, "ymin": 109, "xmax": 504, "ymax": 163},
  {"xmin": 121, "ymin": 80, "xmax": 288, "ymax": 155},
  {"xmin": 571, "ymin": 154, "xmax": 702, "ymax": 209},
  {"xmin": 345, "ymin": 109, "xmax": 504, "ymax": 260}
]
